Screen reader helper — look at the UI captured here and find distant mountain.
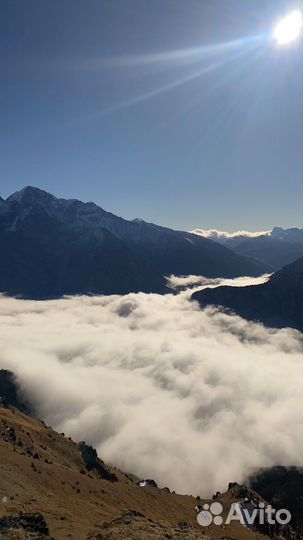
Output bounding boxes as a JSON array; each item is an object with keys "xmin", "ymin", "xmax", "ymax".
[
  {"xmin": 226, "ymin": 236, "xmax": 302, "ymax": 270},
  {"xmin": 191, "ymin": 227, "xmax": 302, "ymax": 270},
  {"xmin": 271, "ymin": 226, "xmax": 303, "ymax": 244},
  {"xmin": 0, "ymin": 186, "xmax": 269, "ymax": 299},
  {"xmin": 192, "ymin": 257, "xmax": 303, "ymax": 331}
]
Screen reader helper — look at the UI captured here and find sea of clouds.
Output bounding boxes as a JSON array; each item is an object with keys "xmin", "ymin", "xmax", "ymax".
[{"xmin": 0, "ymin": 274, "xmax": 302, "ymax": 496}]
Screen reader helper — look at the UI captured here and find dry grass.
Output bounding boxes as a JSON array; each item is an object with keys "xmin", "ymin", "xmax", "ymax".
[{"xmin": 0, "ymin": 407, "xmax": 270, "ymax": 540}]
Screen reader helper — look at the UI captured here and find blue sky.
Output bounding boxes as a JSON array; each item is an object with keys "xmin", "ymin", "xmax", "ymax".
[{"xmin": 0, "ymin": 0, "xmax": 302, "ymax": 231}]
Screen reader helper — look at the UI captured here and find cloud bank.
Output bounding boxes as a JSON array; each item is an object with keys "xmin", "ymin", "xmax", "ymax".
[
  {"xmin": 167, "ymin": 273, "xmax": 271, "ymax": 290},
  {"xmin": 0, "ymin": 276, "xmax": 301, "ymax": 496},
  {"xmin": 190, "ymin": 229, "xmax": 271, "ymax": 240}
]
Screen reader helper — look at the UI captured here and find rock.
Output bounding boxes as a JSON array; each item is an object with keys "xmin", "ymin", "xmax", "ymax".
[
  {"xmin": 77, "ymin": 441, "xmax": 118, "ymax": 482},
  {"xmin": 0, "ymin": 512, "xmax": 50, "ymax": 539},
  {"xmin": 227, "ymin": 482, "xmax": 249, "ymax": 498},
  {"xmin": 0, "ymin": 370, "xmax": 32, "ymax": 415},
  {"xmin": 177, "ymin": 521, "xmax": 190, "ymax": 530},
  {"xmin": 137, "ymin": 479, "xmax": 158, "ymax": 488},
  {"xmin": 87, "ymin": 510, "xmax": 203, "ymax": 540}
]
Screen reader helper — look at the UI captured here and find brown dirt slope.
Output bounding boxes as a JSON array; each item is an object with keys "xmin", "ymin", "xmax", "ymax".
[{"xmin": 0, "ymin": 406, "xmax": 273, "ymax": 540}]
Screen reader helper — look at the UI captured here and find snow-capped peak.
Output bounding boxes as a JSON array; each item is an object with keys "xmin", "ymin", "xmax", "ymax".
[
  {"xmin": 132, "ymin": 218, "xmax": 146, "ymax": 224},
  {"xmin": 6, "ymin": 186, "xmax": 58, "ymax": 205}
]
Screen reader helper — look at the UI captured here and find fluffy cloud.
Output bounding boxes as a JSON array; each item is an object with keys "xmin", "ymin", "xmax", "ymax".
[
  {"xmin": 190, "ymin": 229, "xmax": 271, "ymax": 239},
  {"xmin": 0, "ymin": 276, "xmax": 301, "ymax": 497}
]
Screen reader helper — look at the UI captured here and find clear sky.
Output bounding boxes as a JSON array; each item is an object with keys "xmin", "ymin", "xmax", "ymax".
[{"xmin": 0, "ymin": 0, "xmax": 302, "ymax": 231}]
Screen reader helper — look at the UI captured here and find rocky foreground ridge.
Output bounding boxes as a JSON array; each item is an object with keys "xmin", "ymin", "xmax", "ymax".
[{"xmin": 0, "ymin": 370, "xmax": 302, "ymax": 540}]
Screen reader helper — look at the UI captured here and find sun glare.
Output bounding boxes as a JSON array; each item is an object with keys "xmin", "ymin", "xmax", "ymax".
[{"xmin": 273, "ymin": 10, "xmax": 303, "ymax": 45}]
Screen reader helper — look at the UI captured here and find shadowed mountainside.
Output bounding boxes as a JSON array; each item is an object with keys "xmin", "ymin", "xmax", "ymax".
[
  {"xmin": 192, "ymin": 257, "xmax": 303, "ymax": 331},
  {"xmin": 248, "ymin": 467, "xmax": 303, "ymax": 535},
  {"xmin": 0, "ymin": 370, "xmax": 32, "ymax": 415},
  {"xmin": 0, "ymin": 186, "xmax": 269, "ymax": 299},
  {"xmin": 191, "ymin": 227, "xmax": 302, "ymax": 270}
]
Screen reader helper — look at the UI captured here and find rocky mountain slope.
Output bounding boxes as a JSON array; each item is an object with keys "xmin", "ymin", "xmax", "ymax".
[
  {"xmin": 0, "ymin": 186, "xmax": 269, "ymax": 299},
  {"xmin": 192, "ymin": 257, "xmax": 303, "ymax": 331},
  {"xmin": 0, "ymin": 405, "xmax": 271, "ymax": 540},
  {"xmin": 1, "ymin": 371, "xmax": 301, "ymax": 540}
]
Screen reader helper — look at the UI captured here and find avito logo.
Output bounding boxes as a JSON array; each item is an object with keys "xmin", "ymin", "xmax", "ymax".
[{"xmin": 197, "ymin": 500, "xmax": 291, "ymax": 527}]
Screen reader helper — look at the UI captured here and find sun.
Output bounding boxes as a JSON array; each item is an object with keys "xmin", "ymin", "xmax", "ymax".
[{"xmin": 273, "ymin": 10, "xmax": 303, "ymax": 45}]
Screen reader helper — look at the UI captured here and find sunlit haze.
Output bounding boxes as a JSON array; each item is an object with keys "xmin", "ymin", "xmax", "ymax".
[{"xmin": 273, "ymin": 10, "xmax": 303, "ymax": 45}]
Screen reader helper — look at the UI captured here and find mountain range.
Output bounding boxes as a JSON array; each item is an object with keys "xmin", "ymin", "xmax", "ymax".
[
  {"xmin": 191, "ymin": 227, "xmax": 302, "ymax": 270},
  {"xmin": 0, "ymin": 186, "xmax": 269, "ymax": 299},
  {"xmin": 192, "ymin": 257, "xmax": 303, "ymax": 331}
]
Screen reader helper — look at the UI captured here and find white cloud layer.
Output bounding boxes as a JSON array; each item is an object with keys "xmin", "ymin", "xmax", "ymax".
[
  {"xmin": 190, "ymin": 229, "xmax": 271, "ymax": 239},
  {"xmin": 0, "ymin": 276, "xmax": 301, "ymax": 497},
  {"xmin": 167, "ymin": 273, "xmax": 271, "ymax": 290}
]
